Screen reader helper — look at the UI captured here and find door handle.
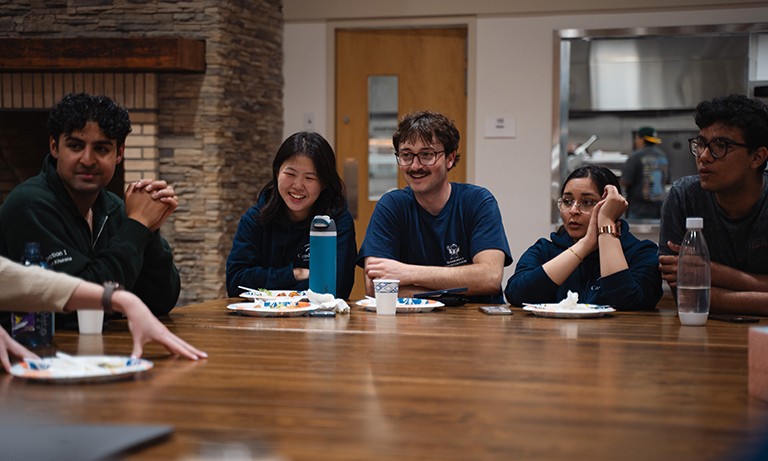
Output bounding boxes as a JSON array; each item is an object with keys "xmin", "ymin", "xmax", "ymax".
[{"xmin": 343, "ymin": 158, "xmax": 358, "ymax": 220}]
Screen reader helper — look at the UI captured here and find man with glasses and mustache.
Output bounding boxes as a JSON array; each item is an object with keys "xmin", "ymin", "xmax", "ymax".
[
  {"xmin": 659, "ymin": 94, "xmax": 768, "ymax": 315},
  {"xmin": 356, "ymin": 111, "xmax": 513, "ymax": 303}
]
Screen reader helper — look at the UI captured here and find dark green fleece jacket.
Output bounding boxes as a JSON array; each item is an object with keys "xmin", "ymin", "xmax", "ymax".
[{"xmin": 0, "ymin": 154, "xmax": 180, "ymax": 316}]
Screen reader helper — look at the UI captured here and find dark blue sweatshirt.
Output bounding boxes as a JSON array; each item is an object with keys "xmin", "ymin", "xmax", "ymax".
[
  {"xmin": 504, "ymin": 220, "xmax": 662, "ymax": 310},
  {"xmin": 226, "ymin": 194, "xmax": 357, "ymax": 299}
]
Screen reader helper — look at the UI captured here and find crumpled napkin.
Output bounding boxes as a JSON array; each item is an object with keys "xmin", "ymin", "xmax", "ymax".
[
  {"xmin": 306, "ymin": 289, "xmax": 350, "ymax": 313},
  {"xmin": 556, "ymin": 290, "xmax": 579, "ymax": 308}
]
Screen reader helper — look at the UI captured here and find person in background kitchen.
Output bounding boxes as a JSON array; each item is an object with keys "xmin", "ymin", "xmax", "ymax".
[
  {"xmin": 505, "ymin": 165, "xmax": 662, "ymax": 310},
  {"xmin": 356, "ymin": 110, "xmax": 513, "ymax": 303},
  {"xmin": 0, "ymin": 255, "xmax": 206, "ymax": 372},
  {"xmin": 226, "ymin": 131, "xmax": 357, "ymax": 299},
  {"xmin": 620, "ymin": 126, "xmax": 669, "ymax": 219},
  {"xmin": 0, "ymin": 93, "xmax": 180, "ymax": 325},
  {"xmin": 659, "ymin": 94, "xmax": 768, "ymax": 316}
]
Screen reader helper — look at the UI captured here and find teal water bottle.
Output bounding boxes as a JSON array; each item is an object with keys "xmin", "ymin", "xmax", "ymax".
[
  {"xmin": 12, "ymin": 242, "xmax": 55, "ymax": 347},
  {"xmin": 309, "ymin": 215, "xmax": 337, "ymax": 297}
]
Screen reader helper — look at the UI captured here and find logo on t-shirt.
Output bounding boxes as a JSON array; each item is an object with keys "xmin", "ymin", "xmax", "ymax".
[
  {"xmin": 297, "ymin": 243, "xmax": 310, "ymax": 265},
  {"xmin": 640, "ymin": 155, "xmax": 668, "ymax": 202},
  {"xmin": 446, "ymin": 243, "xmax": 467, "ymax": 266}
]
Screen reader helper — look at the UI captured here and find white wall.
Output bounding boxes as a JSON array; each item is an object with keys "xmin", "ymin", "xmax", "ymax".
[
  {"xmin": 283, "ymin": 6, "xmax": 768, "ymax": 283},
  {"xmin": 283, "ymin": 22, "xmax": 329, "ymax": 139}
]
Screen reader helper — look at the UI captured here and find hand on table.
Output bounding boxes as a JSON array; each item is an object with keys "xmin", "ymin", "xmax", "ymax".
[
  {"xmin": 364, "ymin": 257, "xmax": 411, "ymax": 284},
  {"xmin": 0, "ymin": 328, "xmax": 38, "ymax": 373},
  {"xmin": 114, "ymin": 291, "xmax": 207, "ymax": 361}
]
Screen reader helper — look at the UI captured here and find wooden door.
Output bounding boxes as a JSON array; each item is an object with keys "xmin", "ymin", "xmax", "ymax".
[{"xmin": 335, "ymin": 27, "xmax": 468, "ymax": 300}]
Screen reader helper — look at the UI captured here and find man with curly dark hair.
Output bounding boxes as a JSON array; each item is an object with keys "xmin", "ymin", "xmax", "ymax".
[
  {"xmin": 0, "ymin": 93, "xmax": 181, "ymax": 321},
  {"xmin": 659, "ymin": 94, "xmax": 768, "ymax": 315},
  {"xmin": 356, "ymin": 110, "xmax": 513, "ymax": 304}
]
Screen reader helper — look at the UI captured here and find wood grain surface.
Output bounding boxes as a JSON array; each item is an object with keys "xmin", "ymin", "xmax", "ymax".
[{"xmin": 3, "ymin": 296, "xmax": 767, "ymax": 461}]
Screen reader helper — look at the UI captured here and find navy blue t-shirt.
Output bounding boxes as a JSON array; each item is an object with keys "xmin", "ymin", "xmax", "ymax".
[{"xmin": 357, "ymin": 183, "xmax": 512, "ymax": 303}]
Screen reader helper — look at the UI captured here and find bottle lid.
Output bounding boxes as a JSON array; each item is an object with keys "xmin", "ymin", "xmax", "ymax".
[
  {"xmin": 311, "ymin": 215, "xmax": 336, "ymax": 232},
  {"xmin": 685, "ymin": 217, "xmax": 703, "ymax": 229}
]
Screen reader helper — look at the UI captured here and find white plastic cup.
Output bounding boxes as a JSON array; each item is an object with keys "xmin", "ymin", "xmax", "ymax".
[
  {"xmin": 374, "ymin": 279, "xmax": 399, "ymax": 316},
  {"xmin": 77, "ymin": 310, "xmax": 104, "ymax": 334}
]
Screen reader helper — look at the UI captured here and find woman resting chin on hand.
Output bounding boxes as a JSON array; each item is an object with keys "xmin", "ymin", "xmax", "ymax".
[{"xmin": 503, "ymin": 165, "xmax": 662, "ymax": 311}]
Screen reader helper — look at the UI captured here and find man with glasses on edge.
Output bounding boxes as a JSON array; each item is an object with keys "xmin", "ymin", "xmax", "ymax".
[
  {"xmin": 356, "ymin": 111, "xmax": 513, "ymax": 303},
  {"xmin": 659, "ymin": 94, "xmax": 768, "ymax": 315}
]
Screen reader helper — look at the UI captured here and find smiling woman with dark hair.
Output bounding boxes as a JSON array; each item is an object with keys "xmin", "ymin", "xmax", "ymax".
[
  {"xmin": 504, "ymin": 165, "xmax": 662, "ymax": 310},
  {"xmin": 225, "ymin": 132, "xmax": 357, "ymax": 299}
]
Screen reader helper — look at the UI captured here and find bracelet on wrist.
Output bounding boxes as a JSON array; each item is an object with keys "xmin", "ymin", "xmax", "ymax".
[
  {"xmin": 567, "ymin": 247, "xmax": 583, "ymax": 262},
  {"xmin": 598, "ymin": 224, "xmax": 619, "ymax": 237}
]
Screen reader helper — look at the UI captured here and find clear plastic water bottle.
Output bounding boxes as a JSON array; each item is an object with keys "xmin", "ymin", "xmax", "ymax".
[
  {"xmin": 309, "ymin": 215, "xmax": 337, "ymax": 297},
  {"xmin": 676, "ymin": 217, "xmax": 711, "ymax": 326},
  {"xmin": 11, "ymin": 242, "xmax": 55, "ymax": 347}
]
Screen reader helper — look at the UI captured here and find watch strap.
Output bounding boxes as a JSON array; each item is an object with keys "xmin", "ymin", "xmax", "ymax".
[
  {"xmin": 598, "ymin": 224, "xmax": 618, "ymax": 237},
  {"xmin": 102, "ymin": 281, "xmax": 120, "ymax": 313}
]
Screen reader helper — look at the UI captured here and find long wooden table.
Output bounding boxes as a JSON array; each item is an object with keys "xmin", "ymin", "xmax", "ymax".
[{"xmin": 3, "ymin": 298, "xmax": 768, "ymax": 461}]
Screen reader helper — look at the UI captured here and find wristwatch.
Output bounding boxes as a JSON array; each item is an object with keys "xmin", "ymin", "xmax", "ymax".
[
  {"xmin": 598, "ymin": 224, "xmax": 618, "ymax": 237},
  {"xmin": 102, "ymin": 282, "xmax": 121, "ymax": 313}
]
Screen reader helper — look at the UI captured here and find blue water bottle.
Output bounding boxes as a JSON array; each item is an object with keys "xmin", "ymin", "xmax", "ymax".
[
  {"xmin": 309, "ymin": 215, "xmax": 337, "ymax": 297},
  {"xmin": 12, "ymin": 242, "xmax": 55, "ymax": 347}
]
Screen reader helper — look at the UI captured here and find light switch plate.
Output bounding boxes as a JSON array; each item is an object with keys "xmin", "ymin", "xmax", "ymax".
[{"xmin": 484, "ymin": 116, "xmax": 516, "ymax": 138}]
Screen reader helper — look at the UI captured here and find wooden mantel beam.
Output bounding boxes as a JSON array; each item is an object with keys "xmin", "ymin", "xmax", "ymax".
[{"xmin": 0, "ymin": 37, "xmax": 206, "ymax": 73}]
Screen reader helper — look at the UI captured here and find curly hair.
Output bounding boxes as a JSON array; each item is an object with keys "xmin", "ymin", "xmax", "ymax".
[
  {"xmin": 48, "ymin": 93, "xmax": 132, "ymax": 147},
  {"xmin": 392, "ymin": 111, "xmax": 461, "ymax": 169},
  {"xmin": 694, "ymin": 94, "xmax": 768, "ymax": 169}
]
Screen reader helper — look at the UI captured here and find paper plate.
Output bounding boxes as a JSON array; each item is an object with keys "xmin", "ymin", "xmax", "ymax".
[
  {"xmin": 522, "ymin": 303, "xmax": 615, "ymax": 319},
  {"xmin": 227, "ymin": 301, "xmax": 318, "ymax": 317},
  {"xmin": 11, "ymin": 355, "xmax": 153, "ymax": 384},
  {"xmin": 356, "ymin": 298, "xmax": 444, "ymax": 313}
]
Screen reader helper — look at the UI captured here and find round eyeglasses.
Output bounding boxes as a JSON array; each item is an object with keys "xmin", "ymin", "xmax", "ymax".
[
  {"xmin": 394, "ymin": 150, "xmax": 445, "ymax": 166},
  {"xmin": 557, "ymin": 197, "xmax": 597, "ymax": 213},
  {"xmin": 689, "ymin": 137, "xmax": 750, "ymax": 160}
]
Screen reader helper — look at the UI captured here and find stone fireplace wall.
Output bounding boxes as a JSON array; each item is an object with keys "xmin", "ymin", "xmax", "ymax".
[{"xmin": 1, "ymin": 1, "xmax": 284, "ymax": 304}]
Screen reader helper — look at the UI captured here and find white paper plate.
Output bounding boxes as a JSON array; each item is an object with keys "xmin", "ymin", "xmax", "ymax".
[
  {"xmin": 11, "ymin": 355, "xmax": 153, "ymax": 384},
  {"xmin": 227, "ymin": 301, "xmax": 318, "ymax": 317},
  {"xmin": 356, "ymin": 298, "xmax": 444, "ymax": 313},
  {"xmin": 239, "ymin": 289, "xmax": 307, "ymax": 301},
  {"xmin": 522, "ymin": 303, "xmax": 615, "ymax": 318}
]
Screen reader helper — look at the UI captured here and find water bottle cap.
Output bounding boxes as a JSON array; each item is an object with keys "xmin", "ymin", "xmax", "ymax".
[
  {"xmin": 311, "ymin": 215, "xmax": 336, "ymax": 232},
  {"xmin": 685, "ymin": 217, "xmax": 703, "ymax": 229}
]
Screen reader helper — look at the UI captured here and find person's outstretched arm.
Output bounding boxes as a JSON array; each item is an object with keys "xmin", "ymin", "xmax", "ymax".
[{"xmin": 63, "ymin": 284, "xmax": 207, "ymax": 360}]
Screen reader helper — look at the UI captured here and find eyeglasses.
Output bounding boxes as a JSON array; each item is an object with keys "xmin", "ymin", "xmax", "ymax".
[
  {"xmin": 557, "ymin": 197, "xmax": 598, "ymax": 213},
  {"xmin": 394, "ymin": 150, "xmax": 445, "ymax": 166},
  {"xmin": 689, "ymin": 137, "xmax": 751, "ymax": 160}
]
